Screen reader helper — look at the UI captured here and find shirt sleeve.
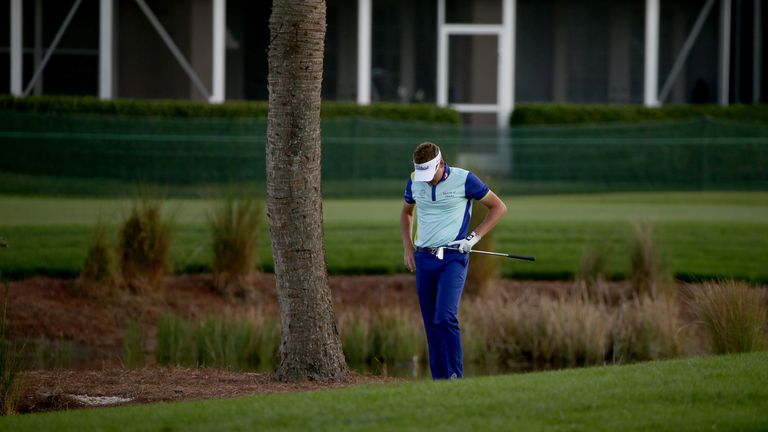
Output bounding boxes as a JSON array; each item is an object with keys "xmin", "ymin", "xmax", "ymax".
[
  {"xmin": 403, "ymin": 177, "xmax": 415, "ymax": 204},
  {"xmin": 465, "ymin": 172, "xmax": 490, "ymax": 201}
]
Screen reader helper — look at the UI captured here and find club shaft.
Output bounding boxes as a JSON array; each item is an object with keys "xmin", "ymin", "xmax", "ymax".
[{"xmin": 470, "ymin": 249, "xmax": 536, "ymax": 261}]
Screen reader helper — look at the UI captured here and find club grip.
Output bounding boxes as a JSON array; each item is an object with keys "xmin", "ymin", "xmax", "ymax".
[{"xmin": 508, "ymin": 254, "xmax": 536, "ymax": 262}]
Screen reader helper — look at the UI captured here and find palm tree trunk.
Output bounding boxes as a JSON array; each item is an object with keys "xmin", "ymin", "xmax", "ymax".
[{"xmin": 266, "ymin": 0, "xmax": 347, "ymax": 381}]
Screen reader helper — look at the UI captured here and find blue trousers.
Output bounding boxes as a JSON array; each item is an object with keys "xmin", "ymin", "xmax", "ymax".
[{"xmin": 414, "ymin": 249, "xmax": 469, "ymax": 380}]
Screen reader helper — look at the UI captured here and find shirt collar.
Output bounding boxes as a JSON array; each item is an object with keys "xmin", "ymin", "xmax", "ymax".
[{"xmin": 440, "ymin": 164, "xmax": 451, "ymax": 183}]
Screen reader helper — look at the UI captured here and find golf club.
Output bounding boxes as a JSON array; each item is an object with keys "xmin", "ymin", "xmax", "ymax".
[
  {"xmin": 470, "ymin": 249, "xmax": 536, "ymax": 262},
  {"xmin": 433, "ymin": 246, "xmax": 535, "ymax": 262}
]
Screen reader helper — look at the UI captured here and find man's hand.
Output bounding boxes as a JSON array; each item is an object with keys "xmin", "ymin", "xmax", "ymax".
[
  {"xmin": 403, "ymin": 245, "xmax": 416, "ymax": 272},
  {"xmin": 448, "ymin": 231, "xmax": 481, "ymax": 254},
  {"xmin": 400, "ymin": 202, "xmax": 417, "ymax": 272}
]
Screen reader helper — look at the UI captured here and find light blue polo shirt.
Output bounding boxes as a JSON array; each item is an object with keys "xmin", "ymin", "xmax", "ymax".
[{"xmin": 404, "ymin": 164, "xmax": 490, "ymax": 248}]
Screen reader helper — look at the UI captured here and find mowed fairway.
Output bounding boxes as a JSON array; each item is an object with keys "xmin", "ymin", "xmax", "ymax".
[
  {"xmin": 0, "ymin": 192, "xmax": 767, "ymax": 281},
  {"xmin": 3, "ymin": 352, "xmax": 767, "ymax": 431}
]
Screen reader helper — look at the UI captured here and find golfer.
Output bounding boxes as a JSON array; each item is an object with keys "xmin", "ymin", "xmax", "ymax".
[{"xmin": 400, "ymin": 141, "xmax": 507, "ymax": 380}]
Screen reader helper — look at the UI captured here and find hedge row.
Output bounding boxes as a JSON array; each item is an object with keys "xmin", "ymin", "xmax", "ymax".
[
  {"xmin": 6, "ymin": 96, "xmax": 765, "ymax": 127},
  {"xmin": 510, "ymin": 103, "xmax": 768, "ymax": 126},
  {"xmin": 0, "ymin": 95, "xmax": 461, "ymax": 125}
]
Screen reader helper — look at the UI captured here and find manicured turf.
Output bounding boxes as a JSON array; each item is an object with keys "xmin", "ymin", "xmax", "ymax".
[
  {"xmin": 0, "ymin": 192, "xmax": 767, "ymax": 281},
  {"xmin": 3, "ymin": 352, "xmax": 767, "ymax": 431}
]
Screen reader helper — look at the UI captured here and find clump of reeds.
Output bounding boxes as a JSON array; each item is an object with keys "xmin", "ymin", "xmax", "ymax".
[
  {"xmin": 75, "ymin": 225, "xmax": 117, "ymax": 298},
  {"xmin": 153, "ymin": 311, "xmax": 280, "ymax": 371},
  {"xmin": 155, "ymin": 314, "xmax": 195, "ymax": 366},
  {"xmin": 253, "ymin": 316, "xmax": 280, "ymax": 372},
  {"xmin": 612, "ymin": 295, "xmax": 682, "ymax": 363},
  {"xmin": 337, "ymin": 308, "xmax": 424, "ymax": 375},
  {"xmin": 0, "ymin": 286, "xmax": 25, "ymax": 415},
  {"xmin": 122, "ymin": 320, "xmax": 145, "ymax": 368},
  {"xmin": 369, "ymin": 309, "xmax": 425, "ymax": 372},
  {"xmin": 574, "ymin": 242, "xmax": 613, "ymax": 303},
  {"xmin": 688, "ymin": 281, "xmax": 767, "ymax": 354},
  {"xmin": 209, "ymin": 197, "xmax": 263, "ymax": 299},
  {"xmin": 195, "ymin": 317, "xmax": 251, "ymax": 370},
  {"xmin": 339, "ymin": 310, "xmax": 371, "ymax": 367},
  {"xmin": 464, "ymin": 203, "xmax": 498, "ymax": 298},
  {"xmin": 31, "ymin": 337, "xmax": 74, "ymax": 370},
  {"xmin": 118, "ymin": 198, "xmax": 172, "ymax": 295},
  {"xmin": 629, "ymin": 221, "xmax": 672, "ymax": 299}
]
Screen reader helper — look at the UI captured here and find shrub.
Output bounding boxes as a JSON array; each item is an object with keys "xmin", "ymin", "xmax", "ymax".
[
  {"xmin": 209, "ymin": 197, "xmax": 263, "ymax": 299},
  {"xmin": 629, "ymin": 221, "xmax": 672, "ymax": 299},
  {"xmin": 612, "ymin": 296, "xmax": 682, "ymax": 363},
  {"xmin": 689, "ymin": 281, "xmax": 768, "ymax": 354},
  {"xmin": 75, "ymin": 225, "xmax": 117, "ymax": 297},
  {"xmin": 118, "ymin": 197, "xmax": 172, "ymax": 294},
  {"xmin": 122, "ymin": 320, "xmax": 145, "ymax": 368},
  {"xmin": 510, "ymin": 103, "xmax": 768, "ymax": 126},
  {"xmin": 0, "ymin": 95, "xmax": 461, "ymax": 124},
  {"xmin": 0, "ymin": 286, "xmax": 25, "ymax": 415}
]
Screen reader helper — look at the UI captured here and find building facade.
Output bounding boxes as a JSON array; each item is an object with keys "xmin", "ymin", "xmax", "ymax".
[{"xmin": 2, "ymin": 0, "xmax": 766, "ymax": 125}]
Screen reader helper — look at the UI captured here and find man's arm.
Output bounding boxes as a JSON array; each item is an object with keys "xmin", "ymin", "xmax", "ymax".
[
  {"xmin": 449, "ymin": 191, "xmax": 506, "ymax": 253},
  {"xmin": 400, "ymin": 202, "xmax": 416, "ymax": 272},
  {"xmin": 472, "ymin": 191, "xmax": 507, "ymax": 237}
]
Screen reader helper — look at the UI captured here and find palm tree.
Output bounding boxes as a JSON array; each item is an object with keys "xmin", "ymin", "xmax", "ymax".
[{"xmin": 266, "ymin": 0, "xmax": 347, "ymax": 381}]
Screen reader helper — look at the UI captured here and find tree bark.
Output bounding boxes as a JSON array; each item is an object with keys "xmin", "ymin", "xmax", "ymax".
[{"xmin": 266, "ymin": 0, "xmax": 347, "ymax": 381}]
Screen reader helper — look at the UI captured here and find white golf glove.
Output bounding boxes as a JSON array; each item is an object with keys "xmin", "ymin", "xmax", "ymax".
[{"xmin": 448, "ymin": 231, "xmax": 481, "ymax": 254}]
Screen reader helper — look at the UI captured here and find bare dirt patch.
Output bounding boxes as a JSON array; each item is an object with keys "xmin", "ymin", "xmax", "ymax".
[{"xmin": 18, "ymin": 367, "xmax": 398, "ymax": 414}]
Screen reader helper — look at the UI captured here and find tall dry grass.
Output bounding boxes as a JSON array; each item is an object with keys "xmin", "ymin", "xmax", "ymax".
[
  {"xmin": 209, "ymin": 197, "xmax": 263, "ymax": 299},
  {"xmin": 118, "ymin": 198, "xmax": 172, "ymax": 295},
  {"xmin": 612, "ymin": 296, "xmax": 682, "ymax": 362},
  {"xmin": 462, "ymin": 291, "xmax": 614, "ymax": 370},
  {"xmin": 0, "ymin": 287, "xmax": 25, "ymax": 415},
  {"xmin": 574, "ymin": 242, "xmax": 613, "ymax": 303},
  {"xmin": 75, "ymin": 225, "xmax": 117, "ymax": 298},
  {"xmin": 462, "ymin": 279, "xmax": 692, "ymax": 371},
  {"xmin": 629, "ymin": 221, "xmax": 673, "ymax": 299},
  {"xmin": 688, "ymin": 281, "xmax": 768, "ymax": 354}
]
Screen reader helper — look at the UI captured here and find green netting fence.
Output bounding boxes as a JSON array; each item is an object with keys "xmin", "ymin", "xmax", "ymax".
[{"xmin": 0, "ymin": 111, "xmax": 766, "ymax": 197}]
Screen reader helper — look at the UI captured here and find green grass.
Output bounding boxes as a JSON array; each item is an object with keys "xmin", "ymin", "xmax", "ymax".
[
  {"xmin": 0, "ymin": 192, "xmax": 767, "ymax": 281},
  {"xmin": 3, "ymin": 352, "xmax": 767, "ymax": 430}
]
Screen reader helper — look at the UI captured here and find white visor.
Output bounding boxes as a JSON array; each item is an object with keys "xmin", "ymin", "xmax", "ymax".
[{"xmin": 413, "ymin": 151, "xmax": 441, "ymax": 182}]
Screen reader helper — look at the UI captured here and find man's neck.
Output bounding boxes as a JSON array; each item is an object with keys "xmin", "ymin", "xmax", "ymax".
[{"xmin": 429, "ymin": 166, "xmax": 446, "ymax": 186}]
